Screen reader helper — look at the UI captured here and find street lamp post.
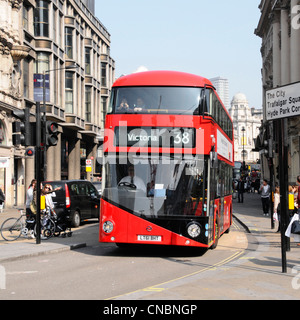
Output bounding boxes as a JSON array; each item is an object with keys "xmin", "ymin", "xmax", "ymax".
[{"xmin": 35, "ymin": 102, "xmax": 42, "ymax": 244}]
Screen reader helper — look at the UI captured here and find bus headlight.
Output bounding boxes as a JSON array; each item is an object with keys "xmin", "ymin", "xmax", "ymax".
[
  {"xmin": 187, "ymin": 222, "xmax": 201, "ymax": 238},
  {"xmin": 103, "ymin": 221, "xmax": 114, "ymax": 234}
]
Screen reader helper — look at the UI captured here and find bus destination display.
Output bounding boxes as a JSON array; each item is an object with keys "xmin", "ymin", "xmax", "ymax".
[{"xmin": 114, "ymin": 126, "xmax": 195, "ymax": 148}]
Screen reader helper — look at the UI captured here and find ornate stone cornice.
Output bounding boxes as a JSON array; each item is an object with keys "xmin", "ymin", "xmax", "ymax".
[
  {"xmin": 9, "ymin": 0, "xmax": 23, "ymax": 9},
  {"xmin": 11, "ymin": 45, "xmax": 30, "ymax": 62}
]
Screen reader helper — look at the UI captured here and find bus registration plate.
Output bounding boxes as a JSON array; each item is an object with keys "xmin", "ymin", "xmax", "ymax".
[{"xmin": 137, "ymin": 235, "xmax": 162, "ymax": 242}]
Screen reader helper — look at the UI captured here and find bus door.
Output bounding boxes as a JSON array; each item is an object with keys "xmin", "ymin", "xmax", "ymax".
[
  {"xmin": 219, "ymin": 163, "xmax": 226, "ymax": 233},
  {"xmin": 208, "ymin": 158, "xmax": 218, "ymax": 244},
  {"xmin": 185, "ymin": 158, "xmax": 209, "ymax": 217}
]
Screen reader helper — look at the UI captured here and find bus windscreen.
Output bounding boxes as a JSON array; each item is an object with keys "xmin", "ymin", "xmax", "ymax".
[
  {"xmin": 109, "ymin": 87, "xmax": 204, "ymax": 115},
  {"xmin": 103, "ymin": 154, "xmax": 208, "ymax": 218}
]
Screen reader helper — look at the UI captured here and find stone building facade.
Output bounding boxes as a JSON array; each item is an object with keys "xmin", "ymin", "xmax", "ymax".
[
  {"xmin": 228, "ymin": 93, "xmax": 263, "ymax": 164},
  {"xmin": 0, "ymin": 0, "xmax": 115, "ymax": 207},
  {"xmin": 0, "ymin": 0, "xmax": 30, "ymax": 207},
  {"xmin": 255, "ymin": 0, "xmax": 300, "ymax": 183}
]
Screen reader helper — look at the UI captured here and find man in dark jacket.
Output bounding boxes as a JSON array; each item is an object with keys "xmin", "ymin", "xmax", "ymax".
[
  {"xmin": 260, "ymin": 179, "xmax": 271, "ymax": 216},
  {"xmin": 237, "ymin": 178, "xmax": 245, "ymax": 203}
]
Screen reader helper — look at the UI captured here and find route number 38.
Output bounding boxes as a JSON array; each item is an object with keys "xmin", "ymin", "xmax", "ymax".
[{"xmin": 174, "ymin": 130, "xmax": 191, "ymax": 145}]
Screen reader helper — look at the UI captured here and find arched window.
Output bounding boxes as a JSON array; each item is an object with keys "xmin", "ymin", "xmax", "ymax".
[{"xmin": 241, "ymin": 150, "xmax": 248, "ymax": 160}]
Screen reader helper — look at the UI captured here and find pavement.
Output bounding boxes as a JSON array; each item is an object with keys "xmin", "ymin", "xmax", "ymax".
[
  {"xmin": 0, "ymin": 209, "xmax": 96, "ymax": 263},
  {"xmin": 0, "ymin": 193, "xmax": 300, "ymax": 300},
  {"xmin": 218, "ymin": 192, "xmax": 300, "ymax": 300}
]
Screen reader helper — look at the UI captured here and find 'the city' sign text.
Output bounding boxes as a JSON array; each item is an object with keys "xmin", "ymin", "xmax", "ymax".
[{"xmin": 266, "ymin": 82, "xmax": 300, "ymax": 121}]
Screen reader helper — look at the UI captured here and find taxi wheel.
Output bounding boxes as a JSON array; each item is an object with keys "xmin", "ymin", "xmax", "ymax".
[{"xmin": 72, "ymin": 210, "xmax": 81, "ymax": 228}]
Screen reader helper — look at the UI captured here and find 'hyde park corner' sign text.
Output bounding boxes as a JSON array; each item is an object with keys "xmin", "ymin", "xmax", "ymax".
[{"xmin": 266, "ymin": 82, "xmax": 300, "ymax": 121}]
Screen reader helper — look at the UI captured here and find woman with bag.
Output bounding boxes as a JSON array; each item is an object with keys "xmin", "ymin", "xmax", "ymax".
[
  {"xmin": 41, "ymin": 184, "xmax": 57, "ymax": 217},
  {"xmin": 285, "ymin": 176, "xmax": 300, "ymax": 246}
]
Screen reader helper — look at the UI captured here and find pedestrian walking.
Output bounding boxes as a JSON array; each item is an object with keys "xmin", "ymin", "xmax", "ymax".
[
  {"xmin": 0, "ymin": 185, "xmax": 5, "ymax": 213},
  {"xmin": 41, "ymin": 184, "xmax": 56, "ymax": 214},
  {"xmin": 288, "ymin": 185, "xmax": 298, "ymax": 219},
  {"xmin": 292, "ymin": 185, "xmax": 298, "ymax": 210},
  {"xmin": 260, "ymin": 179, "xmax": 271, "ymax": 216},
  {"xmin": 26, "ymin": 179, "xmax": 37, "ymax": 219},
  {"xmin": 296, "ymin": 176, "xmax": 300, "ymax": 246},
  {"xmin": 297, "ymin": 176, "xmax": 300, "ymax": 211},
  {"xmin": 273, "ymin": 186, "xmax": 280, "ymax": 232},
  {"xmin": 237, "ymin": 178, "xmax": 245, "ymax": 203}
]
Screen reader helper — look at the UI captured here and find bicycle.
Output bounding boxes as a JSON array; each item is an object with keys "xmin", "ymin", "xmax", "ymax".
[
  {"xmin": 35, "ymin": 207, "xmax": 56, "ymax": 239},
  {"xmin": 0, "ymin": 209, "xmax": 35, "ymax": 241}
]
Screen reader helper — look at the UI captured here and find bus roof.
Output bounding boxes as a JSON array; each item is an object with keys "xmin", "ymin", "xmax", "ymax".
[{"xmin": 113, "ymin": 70, "xmax": 214, "ymax": 88}]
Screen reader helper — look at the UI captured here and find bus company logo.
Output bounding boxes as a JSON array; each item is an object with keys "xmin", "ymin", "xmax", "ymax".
[{"xmin": 146, "ymin": 226, "xmax": 153, "ymax": 232}]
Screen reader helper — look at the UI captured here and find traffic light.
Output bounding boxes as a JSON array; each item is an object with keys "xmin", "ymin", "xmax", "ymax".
[
  {"xmin": 46, "ymin": 121, "xmax": 59, "ymax": 147},
  {"xmin": 12, "ymin": 121, "xmax": 25, "ymax": 145},
  {"xmin": 12, "ymin": 108, "xmax": 31, "ymax": 146}
]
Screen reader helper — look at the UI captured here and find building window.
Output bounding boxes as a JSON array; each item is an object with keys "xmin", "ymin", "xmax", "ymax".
[
  {"xmin": 23, "ymin": 59, "xmax": 30, "ymax": 99},
  {"xmin": 101, "ymin": 63, "xmax": 107, "ymax": 87},
  {"xmin": 101, "ymin": 97, "xmax": 107, "ymax": 126},
  {"xmin": 58, "ymin": 13, "xmax": 63, "ymax": 47},
  {"xmin": 85, "ymin": 86, "xmax": 91, "ymax": 122},
  {"xmin": 35, "ymin": 52, "xmax": 50, "ymax": 74},
  {"xmin": 85, "ymin": 48, "xmax": 91, "ymax": 75},
  {"xmin": 65, "ymin": 71, "xmax": 74, "ymax": 113},
  {"xmin": 65, "ymin": 27, "xmax": 73, "ymax": 59},
  {"xmin": 34, "ymin": 0, "xmax": 49, "ymax": 37},
  {"xmin": 53, "ymin": 8, "xmax": 57, "ymax": 44},
  {"xmin": 23, "ymin": 5, "xmax": 29, "ymax": 31},
  {"xmin": 53, "ymin": 58, "xmax": 58, "ymax": 105},
  {"xmin": 241, "ymin": 150, "xmax": 248, "ymax": 159}
]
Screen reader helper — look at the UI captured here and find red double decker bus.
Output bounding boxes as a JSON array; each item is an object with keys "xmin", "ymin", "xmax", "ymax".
[{"xmin": 100, "ymin": 71, "xmax": 234, "ymax": 249}]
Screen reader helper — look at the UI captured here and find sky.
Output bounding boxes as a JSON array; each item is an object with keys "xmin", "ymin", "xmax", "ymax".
[{"xmin": 95, "ymin": 0, "xmax": 262, "ymax": 109}]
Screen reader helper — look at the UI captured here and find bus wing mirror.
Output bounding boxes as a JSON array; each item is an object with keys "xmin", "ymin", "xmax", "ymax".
[{"xmin": 210, "ymin": 151, "xmax": 218, "ymax": 168}]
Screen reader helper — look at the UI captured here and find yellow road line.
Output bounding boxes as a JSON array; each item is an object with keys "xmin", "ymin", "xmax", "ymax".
[
  {"xmin": 143, "ymin": 287, "xmax": 165, "ymax": 292},
  {"xmin": 233, "ymin": 221, "xmax": 240, "ymax": 230},
  {"xmin": 106, "ymin": 250, "xmax": 244, "ymax": 300}
]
